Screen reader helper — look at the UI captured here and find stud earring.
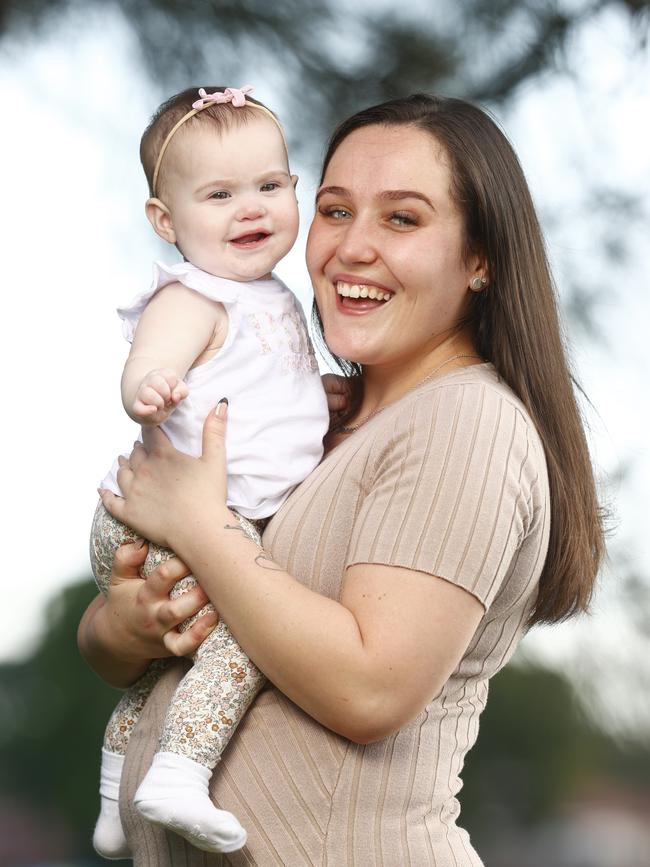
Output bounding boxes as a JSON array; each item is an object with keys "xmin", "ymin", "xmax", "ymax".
[{"xmin": 470, "ymin": 276, "xmax": 488, "ymax": 292}]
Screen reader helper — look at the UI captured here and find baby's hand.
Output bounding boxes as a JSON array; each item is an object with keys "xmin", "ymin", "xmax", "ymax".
[{"xmin": 132, "ymin": 368, "xmax": 189, "ymax": 425}]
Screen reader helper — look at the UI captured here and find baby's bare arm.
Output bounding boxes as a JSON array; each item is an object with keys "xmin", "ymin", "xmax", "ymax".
[{"xmin": 122, "ymin": 283, "xmax": 227, "ymax": 424}]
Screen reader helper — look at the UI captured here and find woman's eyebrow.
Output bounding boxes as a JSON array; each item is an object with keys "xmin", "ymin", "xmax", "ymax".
[
  {"xmin": 379, "ymin": 190, "xmax": 435, "ymax": 210},
  {"xmin": 315, "ymin": 185, "xmax": 435, "ymax": 210},
  {"xmin": 315, "ymin": 185, "xmax": 348, "ymax": 203}
]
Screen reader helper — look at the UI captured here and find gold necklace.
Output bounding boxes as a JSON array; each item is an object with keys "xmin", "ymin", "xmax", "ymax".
[{"xmin": 334, "ymin": 354, "xmax": 483, "ymax": 434}]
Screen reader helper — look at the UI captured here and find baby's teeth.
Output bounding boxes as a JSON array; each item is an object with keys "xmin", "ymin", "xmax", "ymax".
[
  {"xmin": 350, "ymin": 285, "xmax": 361, "ymax": 298},
  {"xmin": 368, "ymin": 287, "xmax": 378, "ymax": 299},
  {"xmin": 359, "ymin": 286, "xmax": 369, "ymax": 298}
]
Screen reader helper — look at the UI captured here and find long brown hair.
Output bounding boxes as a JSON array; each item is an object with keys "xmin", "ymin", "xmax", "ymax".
[{"xmin": 312, "ymin": 94, "xmax": 604, "ymax": 626}]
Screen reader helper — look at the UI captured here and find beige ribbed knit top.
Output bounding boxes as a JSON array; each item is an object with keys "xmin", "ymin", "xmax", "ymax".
[{"xmin": 121, "ymin": 363, "xmax": 550, "ymax": 866}]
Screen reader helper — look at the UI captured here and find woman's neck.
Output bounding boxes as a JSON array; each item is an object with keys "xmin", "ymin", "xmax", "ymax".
[{"xmin": 359, "ymin": 328, "xmax": 480, "ymax": 417}]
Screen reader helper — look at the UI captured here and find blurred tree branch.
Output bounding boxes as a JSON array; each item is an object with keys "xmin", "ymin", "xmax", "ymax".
[
  {"xmin": 1, "ymin": 1, "xmax": 646, "ymax": 331},
  {"xmin": 1, "ymin": 0, "xmax": 648, "ymax": 140}
]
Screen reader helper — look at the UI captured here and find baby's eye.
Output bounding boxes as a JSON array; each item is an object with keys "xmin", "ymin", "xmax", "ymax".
[
  {"xmin": 260, "ymin": 182, "xmax": 280, "ymax": 192},
  {"xmin": 319, "ymin": 206, "xmax": 352, "ymax": 220},
  {"xmin": 389, "ymin": 211, "xmax": 418, "ymax": 227},
  {"xmin": 210, "ymin": 190, "xmax": 231, "ymax": 200}
]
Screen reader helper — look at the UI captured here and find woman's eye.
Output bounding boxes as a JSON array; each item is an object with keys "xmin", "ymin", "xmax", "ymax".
[
  {"xmin": 210, "ymin": 190, "xmax": 231, "ymax": 200},
  {"xmin": 390, "ymin": 211, "xmax": 418, "ymax": 227},
  {"xmin": 319, "ymin": 206, "xmax": 351, "ymax": 220},
  {"xmin": 261, "ymin": 182, "xmax": 280, "ymax": 192}
]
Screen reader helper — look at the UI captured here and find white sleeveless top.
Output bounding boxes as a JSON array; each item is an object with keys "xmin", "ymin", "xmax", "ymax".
[{"xmin": 101, "ymin": 262, "xmax": 329, "ymax": 519}]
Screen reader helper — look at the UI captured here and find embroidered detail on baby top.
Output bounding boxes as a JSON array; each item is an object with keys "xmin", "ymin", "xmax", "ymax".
[
  {"xmin": 246, "ymin": 312, "xmax": 274, "ymax": 355},
  {"xmin": 282, "ymin": 353, "xmax": 319, "ymax": 374},
  {"xmin": 245, "ymin": 310, "xmax": 320, "ymax": 374}
]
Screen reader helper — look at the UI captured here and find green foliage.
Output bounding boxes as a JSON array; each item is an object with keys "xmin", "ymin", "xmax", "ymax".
[
  {"xmin": 2, "ymin": 581, "xmax": 649, "ymax": 863},
  {"xmin": 0, "ymin": 579, "xmax": 125, "ymax": 862},
  {"xmin": 461, "ymin": 660, "xmax": 650, "ymax": 846}
]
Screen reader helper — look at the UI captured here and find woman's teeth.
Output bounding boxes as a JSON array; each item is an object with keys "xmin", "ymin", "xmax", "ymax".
[{"xmin": 336, "ymin": 281, "xmax": 391, "ymax": 301}]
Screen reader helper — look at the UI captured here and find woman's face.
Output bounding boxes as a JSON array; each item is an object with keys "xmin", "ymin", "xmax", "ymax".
[{"xmin": 307, "ymin": 124, "xmax": 481, "ymax": 370}]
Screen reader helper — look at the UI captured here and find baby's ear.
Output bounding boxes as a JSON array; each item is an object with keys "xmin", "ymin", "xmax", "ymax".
[
  {"xmin": 145, "ymin": 198, "xmax": 176, "ymax": 244},
  {"xmin": 290, "ymin": 174, "xmax": 299, "ymax": 189}
]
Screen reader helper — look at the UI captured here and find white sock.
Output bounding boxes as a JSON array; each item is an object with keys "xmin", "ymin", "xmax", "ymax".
[
  {"xmin": 134, "ymin": 751, "xmax": 247, "ymax": 854},
  {"xmin": 93, "ymin": 749, "xmax": 131, "ymax": 860}
]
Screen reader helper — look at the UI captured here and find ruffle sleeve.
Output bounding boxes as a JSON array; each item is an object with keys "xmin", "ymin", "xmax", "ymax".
[{"xmin": 117, "ymin": 261, "xmax": 242, "ymax": 343}]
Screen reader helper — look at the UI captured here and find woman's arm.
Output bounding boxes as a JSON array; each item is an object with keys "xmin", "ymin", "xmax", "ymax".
[
  {"xmin": 122, "ymin": 283, "xmax": 227, "ymax": 424},
  {"xmin": 78, "ymin": 539, "xmax": 218, "ymax": 689},
  {"xmin": 99, "ymin": 407, "xmax": 484, "ymax": 742}
]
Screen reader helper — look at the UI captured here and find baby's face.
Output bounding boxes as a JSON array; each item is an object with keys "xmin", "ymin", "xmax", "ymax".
[{"xmin": 162, "ymin": 116, "xmax": 298, "ymax": 281}]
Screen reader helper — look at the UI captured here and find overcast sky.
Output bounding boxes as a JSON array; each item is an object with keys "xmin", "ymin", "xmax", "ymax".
[{"xmin": 2, "ymin": 2, "xmax": 649, "ymax": 733}]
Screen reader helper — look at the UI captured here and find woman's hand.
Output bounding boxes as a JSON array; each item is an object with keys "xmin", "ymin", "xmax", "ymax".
[
  {"xmin": 78, "ymin": 539, "xmax": 218, "ymax": 687},
  {"xmin": 98, "ymin": 401, "xmax": 229, "ymax": 550}
]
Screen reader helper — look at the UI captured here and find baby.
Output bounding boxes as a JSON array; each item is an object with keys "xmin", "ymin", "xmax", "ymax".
[{"xmin": 90, "ymin": 85, "xmax": 329, "ymax": 857}]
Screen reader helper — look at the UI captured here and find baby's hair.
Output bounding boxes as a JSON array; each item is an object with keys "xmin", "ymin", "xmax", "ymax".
[{"xmin": 140, "ymin": 86, "xmax": 282, "ymax": 199}]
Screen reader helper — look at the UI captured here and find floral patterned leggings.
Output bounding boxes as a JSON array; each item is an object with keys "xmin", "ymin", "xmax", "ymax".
[{"xmin": 89, "ymin": 501, "xmax": 267, "ymax": 768}]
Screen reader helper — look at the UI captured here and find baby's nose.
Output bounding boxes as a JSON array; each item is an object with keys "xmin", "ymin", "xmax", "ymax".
[{"xmin": 236, "ymin": 197, "xmax": 266, "ymax": 220}]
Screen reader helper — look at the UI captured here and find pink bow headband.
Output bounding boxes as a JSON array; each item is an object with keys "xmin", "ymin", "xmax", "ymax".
[
  {"xmin": 192, "ymin": 85, "xmax": 254, "ymax": 109},
  {"xmin": 151, "ymin": 85, "xmax": 287, "ymax": 198}
]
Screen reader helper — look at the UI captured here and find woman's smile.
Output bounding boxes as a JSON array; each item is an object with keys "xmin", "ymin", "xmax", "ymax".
[{"xmin": 334, "ymin": 274, "xmax": 394, "ymax": 314}]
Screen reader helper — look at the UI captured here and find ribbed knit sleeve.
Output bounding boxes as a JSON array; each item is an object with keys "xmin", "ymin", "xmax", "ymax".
[{"xmin": 346, "ymin": 381, "xmax": 539, "ymax": 610}]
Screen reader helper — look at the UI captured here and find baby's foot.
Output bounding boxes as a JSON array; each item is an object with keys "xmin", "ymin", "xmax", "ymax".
[
  {"xmin": 93, "ymin": 796, "xmax": 131, "ymax": 860},
  {"xmin": 134, "ymin": 751, "xmax": 247, "ymax": 854},
  {"xmin": 93, "ymin": 749, "xmax": 131, "ymax": 860}
]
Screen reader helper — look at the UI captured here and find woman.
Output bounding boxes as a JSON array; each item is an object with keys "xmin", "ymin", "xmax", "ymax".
[{"xmin": 79, "ymin": 94, "xmax": 603, "ymax": 866}]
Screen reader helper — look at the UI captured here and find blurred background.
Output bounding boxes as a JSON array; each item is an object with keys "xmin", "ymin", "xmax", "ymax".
[{"xmin": 1, "ymin": 0, "xmax": 649, "ymax": 864}]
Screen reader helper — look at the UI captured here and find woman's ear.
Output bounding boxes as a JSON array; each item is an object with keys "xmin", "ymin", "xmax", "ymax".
[{"xmin": 145, "ymin": 198, "xmax": 176, "ymax": 245}]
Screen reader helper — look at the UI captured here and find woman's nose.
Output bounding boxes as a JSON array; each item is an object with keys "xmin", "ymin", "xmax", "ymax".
[{"xmin": 336, "ymin": 218, "xmax": 377, "ymax": 264}]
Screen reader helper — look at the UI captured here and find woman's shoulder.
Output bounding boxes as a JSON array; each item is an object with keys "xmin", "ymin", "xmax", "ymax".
[
  {"xmin": 400, "ymin": 362, "xmax": 543, "ymax": 454},
  {"xmin": 364, "ymin": 362, "xmax": 548, "ymax": 505},
  {"xmin": 422, "ymin": 361, "xmax": 530, "ymax": 413}
]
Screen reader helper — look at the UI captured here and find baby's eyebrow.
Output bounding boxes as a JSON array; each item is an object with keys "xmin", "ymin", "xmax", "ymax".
[
  {"xmin": 196, "ymin": 178, "xmax": 237, "ymax": 193},
  {"xmin": 256, "ymin": 169, "xmax": 291, "ymax": 182},
  {"xmin": 197, "ymin": 170, "xmax": 291, "ymax": 194}
]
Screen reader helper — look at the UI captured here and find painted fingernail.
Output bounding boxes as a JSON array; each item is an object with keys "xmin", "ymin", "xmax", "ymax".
[{"xmin": 216, "ymin": 397, "xmax": 228, "ymax": 418}]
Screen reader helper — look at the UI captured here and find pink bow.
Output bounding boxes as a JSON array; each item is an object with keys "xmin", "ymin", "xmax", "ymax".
[{"xmin": 192, "ymin": 85, "xmax": 255, "ymax": 110}]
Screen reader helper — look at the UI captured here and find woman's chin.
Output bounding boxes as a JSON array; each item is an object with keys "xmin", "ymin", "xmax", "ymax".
[
  {"xmin": 325, "ymin": 337, "xmax": 366, "ymax": 365},
  {"xmin": 323, "ymin": 325, "xmax": 379, "ymax": 366}
]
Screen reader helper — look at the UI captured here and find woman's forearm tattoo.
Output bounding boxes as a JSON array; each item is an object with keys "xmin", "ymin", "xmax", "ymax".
[
  {"xmin": 254, "ymin": 551, "xmax": 284, "ymax": 572},
  {"xmin": 224, "ymin": 520, "xmax": 284, "ymax": 572}
]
